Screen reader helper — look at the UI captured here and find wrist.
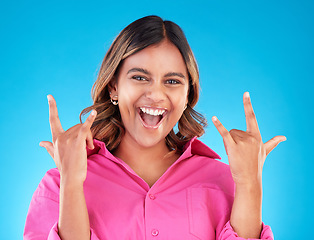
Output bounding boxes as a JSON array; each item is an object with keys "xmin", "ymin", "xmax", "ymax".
[
  {"xmin": 233, "ymin": 174, "xmax": 262, "ymax": 187},
  {"xmin": 60, "ymin": 175, "xmax": 85, "ymax": 190},
  {"xmin": 235, "ymin": 180, "xmax": 262, "ymax": 201}
]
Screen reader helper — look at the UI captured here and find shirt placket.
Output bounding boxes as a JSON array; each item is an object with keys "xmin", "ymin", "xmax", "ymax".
[{"xmin": 144, "ymin": 189, "xmax": 161, "ymax": 239}]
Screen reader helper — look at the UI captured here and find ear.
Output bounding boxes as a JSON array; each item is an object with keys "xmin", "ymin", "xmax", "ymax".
[
  {"xmin": 185, "ymin": 93, "xmax": 189, "ymax": 107},
  {"xmin": 185, "ymin": 81, "xmax": 190, "ymax": 107},
  {"xmin": 108, "ymin": 77, "xmax": 118, "ymax": 99}
]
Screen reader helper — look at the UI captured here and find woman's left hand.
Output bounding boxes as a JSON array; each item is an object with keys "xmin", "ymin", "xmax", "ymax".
[{"xmin": 212, "ymin": 92, "xmax": 286, "ymax": 186}]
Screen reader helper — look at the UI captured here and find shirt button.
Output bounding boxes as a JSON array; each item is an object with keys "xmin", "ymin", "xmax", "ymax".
[
  {"xmin": 151, "ymin": 229, "xmax": 159, "ymax": 236},
  {"xmin": 149, "ymin": 194, "xmax": 156, "ymax": 200}
]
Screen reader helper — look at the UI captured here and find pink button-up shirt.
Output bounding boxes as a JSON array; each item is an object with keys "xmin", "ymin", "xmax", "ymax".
[{"xmin": 24, "ymin": 137, "xmax": 274, "ymax": 240}]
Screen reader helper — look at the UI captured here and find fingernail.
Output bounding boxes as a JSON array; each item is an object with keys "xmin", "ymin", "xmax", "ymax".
[
  {"xmin": 47, "ymin": 95, "xmax": 51, "ymax": 103},
  {"xmin": 245, "ymin": 92, "xmax": 250, "ymax": 98},
  {"xmin": 91, "ymin": 110, "xmax": 97, "ymax": 116},
  {"xmin": 88, "ymin": 144, "xmax": 95, "ymax": 150},
  {"xmin": 212, "ymin": 116, "xmax": 218, "ymax": 122},
  {"xmin": 39, "ymin": 142, "xmax": 44, "ymax": 147}
]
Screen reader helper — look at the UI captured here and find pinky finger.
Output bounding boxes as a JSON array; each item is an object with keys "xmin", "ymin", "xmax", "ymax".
[
  {"xmin": 212, "ymin": 116, "xmax": 234, "ymax": 146},
  {"xmin": 84, "ymin": 109, "xmax": 97, "ymax": 129},
  {"xmin": 264, "ymin": 135, "xmax": 287, "ymax": 155},
  {"xmin": 39, "ymin": 141, "xmax": 55, "ymax": 159},
  {"xmin": 86, "ymin": 129, "xmax": 94, "ymax": 150}
]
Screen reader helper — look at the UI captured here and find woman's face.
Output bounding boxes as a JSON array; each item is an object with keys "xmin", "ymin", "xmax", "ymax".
[{"xmin": 110, "ymin": 40, "xmax": 189, "ymax": 149}]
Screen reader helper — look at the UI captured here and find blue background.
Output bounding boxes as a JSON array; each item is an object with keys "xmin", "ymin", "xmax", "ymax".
[{"xmin": 0, "ymin": 0, "xmax": 313, "ymax": 239}]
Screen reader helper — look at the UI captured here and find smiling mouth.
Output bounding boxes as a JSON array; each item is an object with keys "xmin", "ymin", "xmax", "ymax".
[{"xmin": 138, "ymin": 107, "xmax": 167, "ymax": 129}]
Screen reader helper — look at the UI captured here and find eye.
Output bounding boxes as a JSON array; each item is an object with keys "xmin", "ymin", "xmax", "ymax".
[
  {"xmin": 166, "ymin": 79, "xmax": 181, "ymax": 85},
  {"xmin": 132, "ymin": 75, "xmax": 147, "ymax": 81}
]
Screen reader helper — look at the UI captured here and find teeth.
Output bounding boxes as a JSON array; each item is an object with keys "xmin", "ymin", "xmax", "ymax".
[{"xmin": 140, "ymin": 107, "xmax": 165, "ymax": 116}]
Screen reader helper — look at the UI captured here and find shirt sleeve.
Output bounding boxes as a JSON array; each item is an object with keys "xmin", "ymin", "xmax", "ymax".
[
  {"xmin": 24, "ymin": 169, "xmax": 100, "ymax": 240},
  {"xmin": 218, "ymin": 220, "xmax": 274, "ymax": 240},
  {"xmin": 47, "ymin": 222, "xmax": 100, "ymax": 240}
]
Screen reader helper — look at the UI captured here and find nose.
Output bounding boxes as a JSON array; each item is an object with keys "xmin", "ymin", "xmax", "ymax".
[{"xmin": 145, "ymin": 81, "xmax": 166, "ymax": 103}]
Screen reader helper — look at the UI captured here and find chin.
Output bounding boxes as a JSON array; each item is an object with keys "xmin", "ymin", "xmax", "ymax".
[
  {"xmin": 135, "ymin": 135, "xmax": 166, "ymax": 149},
  {"xmin": 128, "ymin": 127, "xmax": 170, "ymax": 148}
]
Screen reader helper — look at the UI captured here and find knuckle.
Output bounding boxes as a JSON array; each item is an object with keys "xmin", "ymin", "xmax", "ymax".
[
  {"xmin": 246, "ymin": 111, "xmax": 256, "ymax": 119},
  {"xmin": 247, "ymin": 135, "xmax": 257, "ymax": 144},
  {"xmin": 54, "ymin": 137, "xmax": 61, "ymax": 147},
  {"xmin": 55, "ymin": 132, "xmax": 70, "ymax": 145},
  {"xmin": 221, "ymin": 131, "xmax": 228, "ymax": 138},
  {"xmin": 229, "ymin": 129, "xmax": 236, "ymax": 133},
  {"xmin": 49, "ymin": 112, "xmax": 59, "ymax": 121},
  {"xmin": 79, "ymin": 124, "xmax": 88, "ymax": 134},
  {"xmin": 66, "ymin": 137, "xmax": 73, "ymax": 144},
  {"xmin": 74, "ymin": 124, "xmax": 82, "ymax": 132},
  {"xmin": 229, "ymin": 129, "xmax": 239, "ymax": 137}
]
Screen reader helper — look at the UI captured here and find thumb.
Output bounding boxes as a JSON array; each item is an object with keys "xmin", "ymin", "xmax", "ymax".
[
  {"xmin": 39, "ymin": 141, "xmax": 55, "ymax": 159},
  {"xmin": 264, "ymin": 135, "xmax": 287, "ymax": 156}
]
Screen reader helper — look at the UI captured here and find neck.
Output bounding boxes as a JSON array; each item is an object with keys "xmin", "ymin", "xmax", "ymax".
[
  {"xmin": 112, "ymin": 134, "xmax": 179, "ymax": 187},
  {"xmin": 113, "ymin": 135, "xmax": 171, "ymax": 165}
]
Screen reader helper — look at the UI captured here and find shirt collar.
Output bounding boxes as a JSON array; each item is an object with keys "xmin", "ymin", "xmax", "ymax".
[
  {"xmin": 87, "ymin": 136, "xmax": 221, "ymax": 162},
  {"xmin": 180, "ymin": 136, "xmax": 221, "ymax": 160},
  {"xmin": 87, "ymin": 139, "xmax": 120, "ymax": 164}
]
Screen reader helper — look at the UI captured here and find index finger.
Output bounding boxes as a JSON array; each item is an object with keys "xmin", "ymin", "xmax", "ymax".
[
  {"xmin": 47, "ymin": 95, "xmax": 64, "ymax": 143},
  {"xmin": 243, "ymin": 92, "xmax": 260, "ymax": 135}
]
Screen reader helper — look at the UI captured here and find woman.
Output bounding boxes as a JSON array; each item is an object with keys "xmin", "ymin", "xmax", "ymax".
[{"xmin": 24, "ymin": 15, "xmax": 285, "ymax": 240}]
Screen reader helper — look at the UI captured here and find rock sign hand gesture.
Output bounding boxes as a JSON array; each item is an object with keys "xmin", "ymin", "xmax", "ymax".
[
  {"xmin": 39, "ymin": 95, "xmax": 97, "ymax": 185},
  {"xmin": 212, "ymin": 92, "xmax": 286, "ymax": 238},
  {"xmin": 212, "ymin": 92, "xmax": 286, "ymax": 185},
  {"xmin": 39, "ymin": 95, "xmax": 97, "ymax": 239}
]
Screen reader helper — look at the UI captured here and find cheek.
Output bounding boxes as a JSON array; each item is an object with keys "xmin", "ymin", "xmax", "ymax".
[
  {"xmin": 170, "ymin": 94, "xmax": 188, "ymax": 115},
  {"xmin": 175, "ymin": 98, "xmax": 186, "ymax": 108},
  {"xmin": 117, "ymin": 85, "xmax": 142, "ymax": 122},
  {"xmin": 119, "ymin": 80, "xmax": 146, "ymax": 99},
  {"xmin": 118, "ymin": 84, "xmax": 138, "ymax": 106},
  {"xmin": 173, "ymin": 88, "xmax": 189, "ymax": 107}
]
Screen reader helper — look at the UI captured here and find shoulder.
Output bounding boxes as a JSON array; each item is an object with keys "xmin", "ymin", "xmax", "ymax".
[
  {"xmin": 33, "ymin": 168, "xmax": 60, "ymax": 201},
  {"xmin": 185, "ymin": 138, "xmax": 235, "ymax": 197},
  {"xmin": 186, "ymin": 137, "xmax": 230, "ymax": 174},
  {"xmin": 190, "ymin": 155, "xmax": 234, "ymax": 193}
]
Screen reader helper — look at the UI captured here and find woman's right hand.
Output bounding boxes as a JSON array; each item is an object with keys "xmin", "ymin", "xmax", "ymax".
[{"xmin": 39, "ymin": 95, "xmax": 97, "ymax": 185}]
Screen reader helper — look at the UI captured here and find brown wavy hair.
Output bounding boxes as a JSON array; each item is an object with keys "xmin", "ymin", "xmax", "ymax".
[{"xmin": 80, "ymin": 15, "xmax": 207, "ymax": 155}]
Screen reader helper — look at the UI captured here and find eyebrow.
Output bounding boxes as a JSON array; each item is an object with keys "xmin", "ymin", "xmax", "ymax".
[{"xmin": 127, "ymin": 67, "xmax": 186, "ymax": 79}]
